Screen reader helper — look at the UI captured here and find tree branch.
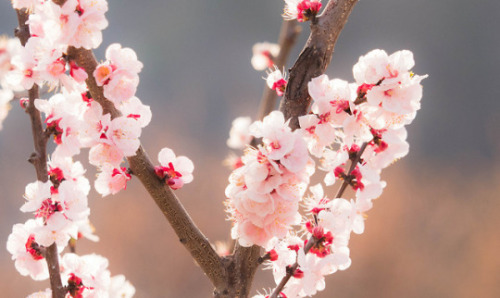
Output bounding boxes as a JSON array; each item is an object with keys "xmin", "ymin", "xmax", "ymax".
[
  {"xmin": 65, "ymin": 47, "xmax": 228, "ymax": 291},
  {"xmin": 15, "ymin": 8, "xmax": 66, "ymax": 298},
  {"xmin": 280, "ymin": 0, "xmax": 358, "ymax": 129}
]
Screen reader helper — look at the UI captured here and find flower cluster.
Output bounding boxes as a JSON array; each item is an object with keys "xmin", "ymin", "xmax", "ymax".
[
  {"xmin": 225, "ymin": 111, "xmax": 315, "ymax": 247},
  {"xmin": 227, "ymin": 49, "xmax": 426, "ymax": 297}
]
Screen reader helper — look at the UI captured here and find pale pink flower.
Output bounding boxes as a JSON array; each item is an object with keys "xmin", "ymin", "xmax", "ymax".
[
  {"xmin": 232, "ymin": 219, "xmax": 273, "ymax": 247},
  {"xmin": 93, "ymin": 63, "xmax": 113, "ymax": 86},
  {"xmin": 251, "ymin": 42, "xmax": 280, "ymax": 71},
  {"xmin": 107, "ymin": 116, "xmax": 142, "ymax": 156},
  {"xmin": 156, "ymin": 147, "xmax": 194, "ymax": 190},
  {"xmin": 0, "ymin": 36, "xmax": 23, "ymax": 91},
  {"xmin": 283, "ymin": 0, "xmax": 322, "ymax": 22},
  {"xmin": 105, "ymin": 43, "xmax": 143, "ymax": 76},
  {"xmin": 20, "ymin": 180, "xmax": 53, "ymax": 214},
  {"xmin": 266, "ymin": 67, "xmax": 287, "ymax": 96},
  {"xmin": 60, "ymin": 253, "xmax": 111, "ymax": 297},
  {"xmin": 6, "ymin": 219, "xmax": 49, "ymax": 280},
  {"xmin": 103, "ymin": 71, "xmax": 139, "ymax": 105},
  {"xmin": 119, "ymin": 96, "xmax": 152, "ymax": 128},
  {"xmin": 109, "ymin": 275, "xmax": 136, "ymax": 298},
  {"xmin": 95, "ymin": 165, "xmax": 131, "ymax": 197},
  {"xmin": 56, "ymin": 180, "xmax": 90, "ymax": 223},
  {"xmin": 33, "ymin": 211, "xmax": 76, "ymax": 248},
  {"xmin": 69, "ymin": 61, "xmax": 88, "ymax": 83},
  {"xmin": 321, "ymin": 147, "xmax": 349, "ymax": 186},
  {"xmin": 75, "ymin": 220, "xmax": 99, "ymax": 242},
  {"xmin": 249, "ymin": 111, "xmax": 294, "ymax": 160},
  {"xmin": 227, "ymin": 116, "xmax": 252, "ymax": 149},
  {"xmin": 89, "ymin": 143, "xmax": 124, "ymax": 168},
  {"xmin": 353, "ymin": 49, "xmax": 416, "ymax": 85},
  {"xmin": 57, "ymin": 0, "xmax": 109, "ymax": 49}
]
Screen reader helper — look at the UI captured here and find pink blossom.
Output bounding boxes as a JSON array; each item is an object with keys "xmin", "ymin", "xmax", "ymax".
[
  {"xmin": 109, "ymin": 275, "xmax": 136, "ymax": 298},
  {"xmin": 89, "ymin": 143, "xmax": 124, "ymax": 168},
  {"xmin": 6, "ymin": 219, "xmax": 49, "ymax": 280},
  {"xmin": 95, "ymin": 165, "xmax": 131, "ymax": 197},
  {"xmin": 20, "ymin": 181, "xmax": 53, "ymax": 214},
  {"xmin": 60, "ymin": 253, "xmax": 112, "ymax": 297},
  {"xmin": 266, "ymin": 68, "xmax": 287, "ymax": 96},
  {"xmin": 251, "ymin": 42, "xmax": 280, "ymax": 71},
  {"xmin": 156, "ymin": 147, "xmax": 194, "ymax": 190},
  {"xmin": 249, "ymin": 111, "xmax": 294, "ymax": 160},
  {"xmin": 283, "ymin": 0, "xmax": 322, "ymax": 22},
  {"xmin": 119, "ymin": 96, "xmax": 152, "ymax": 128},
  {"xmin": 227, "ymin": 116, "xmax": 252, "ymax": 149}
]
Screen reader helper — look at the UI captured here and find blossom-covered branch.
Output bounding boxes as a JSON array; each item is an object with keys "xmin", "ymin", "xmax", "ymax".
[
  {"xmin": 268, "ymin": 142, "xmax": 368, "ymax": 298},
  {"xmin": 14, "ymin": 8, "xmax": 67, "ymax": 298}
]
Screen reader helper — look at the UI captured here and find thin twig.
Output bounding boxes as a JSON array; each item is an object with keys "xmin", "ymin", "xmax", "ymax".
[{"xmin": 15, "ymin": 8, "xmax": 66, "ymax": 298}]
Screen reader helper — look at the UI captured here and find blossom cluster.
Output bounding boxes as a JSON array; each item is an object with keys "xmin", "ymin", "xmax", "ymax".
[
  {"xmin": 228, "ymin": 49, "xmax": 426, "ymax": 297},
  {"xmin": 225, "ymin": 111, "xmax": 315, "ymax": 247}
]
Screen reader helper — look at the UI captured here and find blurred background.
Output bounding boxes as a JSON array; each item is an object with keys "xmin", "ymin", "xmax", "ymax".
[{"xmin": 1, "ymin": 0, "xmax": 499, "ymax": 297}]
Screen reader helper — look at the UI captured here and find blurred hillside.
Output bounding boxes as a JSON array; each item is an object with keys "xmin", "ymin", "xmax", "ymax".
[{"xmin": 0, "ymin": 0, "xmax": 499, "ymax": 297}]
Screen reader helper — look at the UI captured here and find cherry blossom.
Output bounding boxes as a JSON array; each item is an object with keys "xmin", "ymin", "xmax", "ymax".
[
  {"xmin": 94, "ymin": 43, "xmax": 143, "ymax": 106},
  {"xmin": 156, "ymin": 147, "xmax": 194, "ymax": 190},
  {"xmin": 6, "ymin": 219, "xmax": 49, "ymax": 280},
  {"xmin": 266, "ymin": 67, "xmax": 287, "ymax": 96},
  {"xmin": 283, "ymin": 0, "xmax": 322, "ymax": 22},
  {"xmin": 95, "ymin": 165, "xmax": 131, "ymax": 197},
  {"xmin": 251, "ymin": 42, "xmax": 280, "ymax": 71},
  {"xmin": 227, "ymin": 116, "xmax": 252, "ymax": 149}
]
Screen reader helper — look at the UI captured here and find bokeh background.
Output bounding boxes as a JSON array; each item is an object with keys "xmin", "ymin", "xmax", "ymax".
[{"xmin": 1, "ymin": 0, "xmax": 499, "ymax": 297}]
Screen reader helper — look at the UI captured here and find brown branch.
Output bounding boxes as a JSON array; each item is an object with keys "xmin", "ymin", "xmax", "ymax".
[
  {"xmin": 15, "ymin": 8, "xmax": 66, "ymax": 298},
  {"xmin": 270, "ymin": 142, "xmax": 368, "ymax": 298},
  {"xmin": 65, "ymin": 47, "xmax": 228, "ymax": 291},
  {"xmin": 280, "ymin": 0, "xmax": 359, "ymax": 129}
]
